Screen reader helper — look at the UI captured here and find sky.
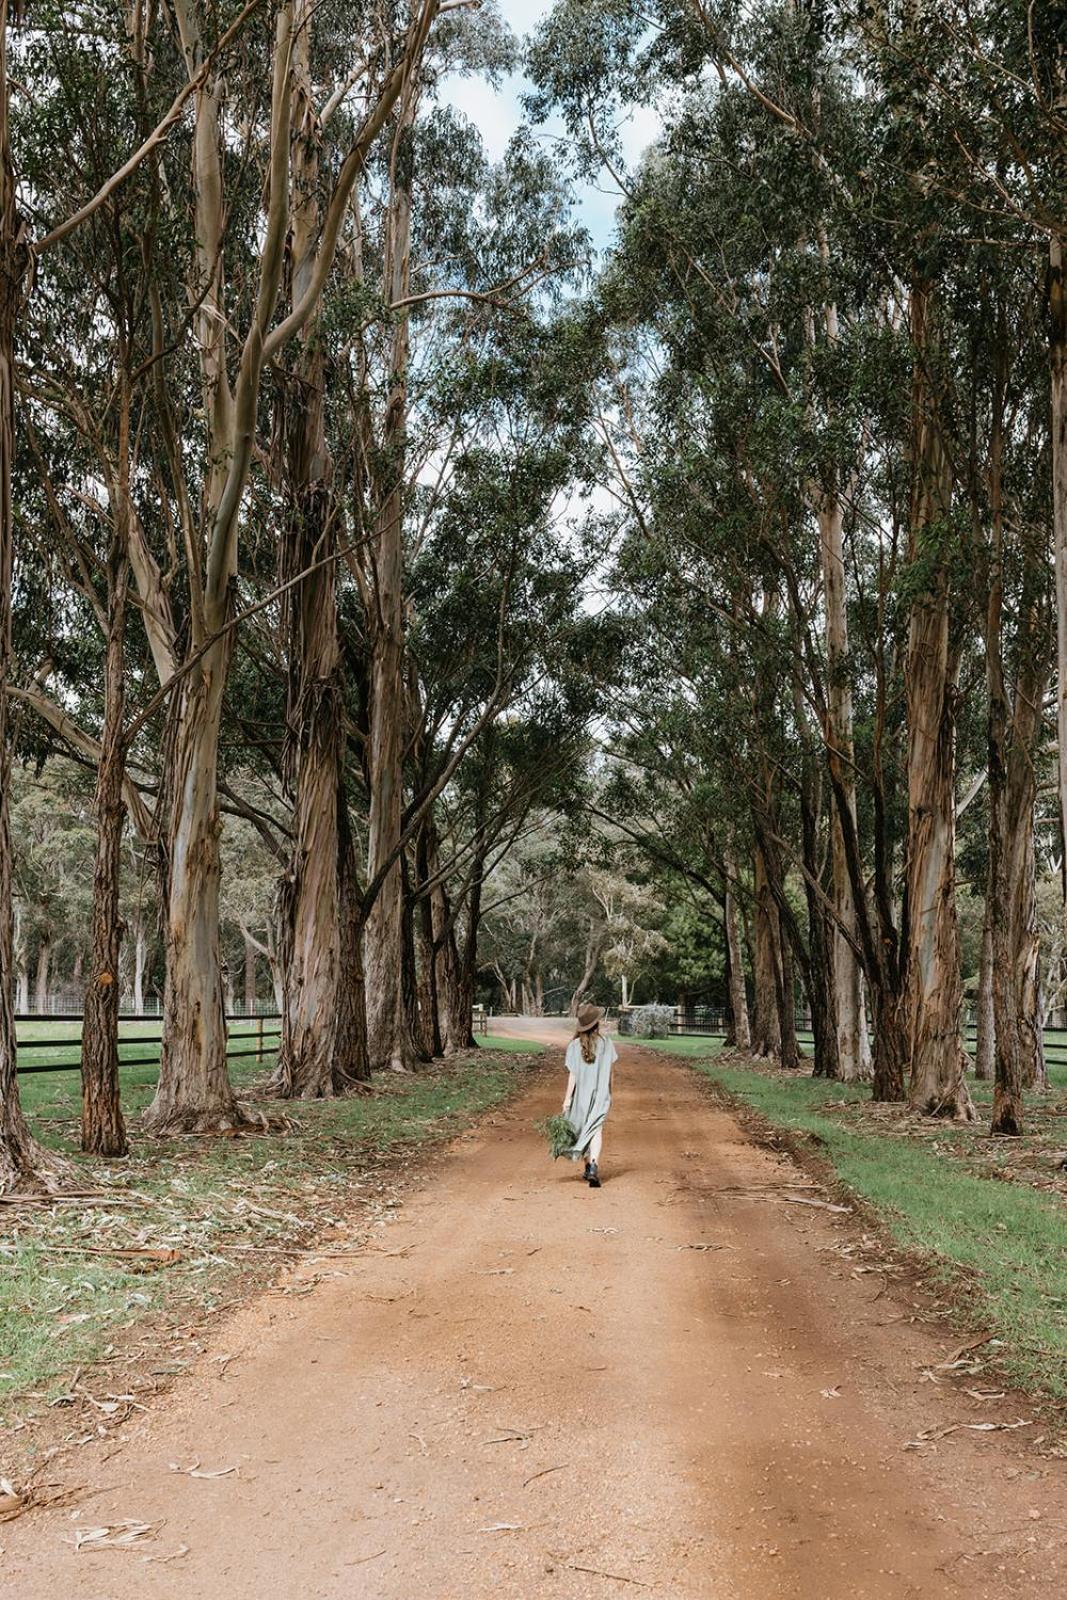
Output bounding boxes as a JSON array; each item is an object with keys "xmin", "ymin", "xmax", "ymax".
[{"xmin": 436, "ymin": 0, "xmax": 661, "ymax": 256}]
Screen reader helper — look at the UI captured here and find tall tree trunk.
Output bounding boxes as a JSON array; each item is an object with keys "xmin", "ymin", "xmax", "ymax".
[
  {"xmin": 147, "ymin": 647, "xmax": 245, "ymax": 1133},
  {"xmin": 751, "ymin": 841, "xmax": 782, "ymax": 1059},
  {"xmin": 34, "ymin": 937, "xmax": 51, "ymax": 1014},
  {"xmin": 14, "ymin": 904, "xmax": 28, "ymax": 1012},
  {"xmin": 401, "ymin": 857, "xmax": 432, "ymax": 1063},
  {"xmin": 1051, "ymin": 234, "xmax": 1067, "ymax": 961},
  {"xmin": 415, "ymin": 826, "xmax": 443, "ymax": 1057},
  {"xmin": 275, "ymin": 0, "xmax": 352, "ymax": 1099},
  {"xmin": 0, "ymin": 12, "xmax": 65, "ymax": 1190},
  {"xmin": 336, "ymin": 790, "xmax": 371, "ymax": 1084},
  {"xmin": 723, "ymin": 853, "xmax": 751, "ymax": 1051},
  {"xmin": 984, "ymin": 339, "xmax": 1050, "ymax": 1133},
  {"xmin": 365, "ymin": 99, "xmax": 416, "ymax": 1075},
  {"xmin": 80, "ymin": 530, "xmax": 129, "ymax": 1157},
  {"xmin": 450, "ymin": 854, "xmax": 485, "ymax": 1053},
  {"xmin": 818, "ymin": 494, "xmax": 869, "ymax": 1081},
  {"xmin": 974, "ymin": 899, "xmax": 994, "ymax": 1082},
  {"xmin": 243, "ymin": 932, "xmax": 257, "ymax": 1014},
  {"xmin": 903, "ymin": 284, "xmax": 974, "ymax": 1121}
]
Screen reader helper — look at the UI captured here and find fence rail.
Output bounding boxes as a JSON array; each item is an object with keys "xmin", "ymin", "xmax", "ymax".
[
  {"xmin": 14, "ymin": 1014, "xmax": 282, "ymax": 1077},
  {"xmin": 671, "ymin": 1012, "xmax": 1067, "ymax": 1067}
]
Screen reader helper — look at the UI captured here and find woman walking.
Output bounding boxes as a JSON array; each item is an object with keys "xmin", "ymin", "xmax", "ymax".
[{"xmin": 561, "ymin": 1003, "xmax": 618, "ymax": 1187}]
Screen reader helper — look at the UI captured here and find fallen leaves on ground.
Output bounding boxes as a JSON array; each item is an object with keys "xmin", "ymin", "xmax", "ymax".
[{"xmin": 71, "ymin": 1519, "xmax": 161, "ymax": 1552}]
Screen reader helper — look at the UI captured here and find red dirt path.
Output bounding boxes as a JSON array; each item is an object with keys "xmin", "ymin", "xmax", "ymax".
[{"xmin": 2, "ymin": 1020, "xmax": 1065, "ymax": 1598}]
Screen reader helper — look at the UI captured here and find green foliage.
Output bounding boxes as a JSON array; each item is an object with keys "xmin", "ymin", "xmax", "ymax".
[{"xmin": 536, "ymin": 1112, "xmax": 576, "ymax": 1159}]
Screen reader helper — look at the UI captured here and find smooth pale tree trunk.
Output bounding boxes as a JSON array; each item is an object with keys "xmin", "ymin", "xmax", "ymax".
[
  {"xmin": 751, "ymin": 842, "xmax": 782, "ymax": 1059},
  {"xmin": 723, "ymin": 854, "xmax": 751, "ymax": 1051},
  {"xmin": 974, "ymin": 903, "xmax": 994, "ymax": 1082},
  {"xmin": 0, "ymin": 16, "xmax": 64, "ymax": 1189},
  {"xmin": 133, "ymin": 924, "xmax": 147, "ymax": 1015},
  {"xmin": 903, "ymin": 285, "xmax": 974, "ymax": 1121},
  {"xmin": 147, "ymin": 645, "xmax": 245, "ymax": 1132},
  {"xmin": 365, "ymin": 102, "xmax": 415, "ymax": 1075},
  {"xmin": 81, "ymin": 535, "xmax": 129, "ymax": 1157},
  {"xmin": 243, "ymin": 933, "xmax": 257, "ymax": 1014},
  {"xmin": 1014, "ymin": 815, "xmax": 1045, "ymax": 1091},
  {"xmin": 15, "ymin": 948, "xmax": 28, "ymax": 1013},
  {"xmin": 34, "ymin": 938, "xmax": 51, "ymax": 1014}
]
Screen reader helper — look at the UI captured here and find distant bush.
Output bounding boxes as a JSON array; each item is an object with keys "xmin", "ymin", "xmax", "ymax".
[{"xmin": 627, "ymin": 1004, "xmax": 674, "ymax": 1039}]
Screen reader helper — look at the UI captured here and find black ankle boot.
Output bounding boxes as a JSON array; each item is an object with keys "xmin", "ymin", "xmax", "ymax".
[
  {"xmin": 587, "ymin": 1161, "xmax": 601, "ymax": 1188},
  {"xmin": 583, "ymin": 1160, "xmax": 592, "ymax": 1180}
]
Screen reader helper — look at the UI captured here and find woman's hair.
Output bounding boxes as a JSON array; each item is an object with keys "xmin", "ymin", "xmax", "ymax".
[{"xmin": 577, "ymin": 1024, "xmax": 598, "ymax": 1064}]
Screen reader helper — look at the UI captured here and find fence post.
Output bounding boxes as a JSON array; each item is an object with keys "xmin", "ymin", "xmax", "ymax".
[{"xmin": 257, "ymin": 1012, "xmax": 264, "ymax": 1064}]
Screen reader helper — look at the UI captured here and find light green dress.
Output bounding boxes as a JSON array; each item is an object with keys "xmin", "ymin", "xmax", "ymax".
[{"xmin": 563, "ymin": 1034, "xmax": 617, "ymax": 1158}]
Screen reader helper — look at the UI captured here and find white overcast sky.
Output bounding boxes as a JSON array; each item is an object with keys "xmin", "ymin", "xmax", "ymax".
[{"xmin": 437, "ymin": 0, "xmax": 661, "ymax": 254}]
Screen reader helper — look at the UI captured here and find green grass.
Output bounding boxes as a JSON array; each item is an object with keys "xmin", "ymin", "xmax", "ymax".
[
  {"xmin": 481, "ymin": 1032, "xmax": 547, "ymax": 1054},
  {"xmin": 650, "ymin": 1035, "xmax": 728, "ymax": 1058},
  {"xmin": 660, "ymin": 1043, "xmax": 1067, "ymax": 1401},
  {"xmin": 1, "ymin": 1035, "xmax": 544, "ymax": 1436}
]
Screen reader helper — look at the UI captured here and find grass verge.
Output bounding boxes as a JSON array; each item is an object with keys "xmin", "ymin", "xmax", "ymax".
[
  {"xmin": 1, "ymin": 1036, "xmax": 545, "ymax": 1468},
  {"xmin": 654, "ymin": 1037, "xmax": 1067, "ymax": 1404}
]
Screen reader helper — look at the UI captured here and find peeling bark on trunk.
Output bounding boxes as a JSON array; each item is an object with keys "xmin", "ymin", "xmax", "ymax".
[
  {"xmin": 751, "ymin": 841, "xmax": 782, "ymax": 1059},
  {"xmin": 365, "ymin": 100, "xmax": 416, "ymax": 1076},
  {"xmin": 818, "ymin": 494, "xmax": 869, "ymax": 1081},
  {"xmin": 274, "ymin": 0, "xmax": 353, "ymax": 1100},
  {"xmin": 147, "ymin": 646, "xmax": 246, "ymax": 1133},
  {"xmin": 903, "ymin": 284, "xmax": 974, "ymax": 1121},
  {"xmin": 415, "ymin": 827, "xmax": 443, "ymax": 1057},
  {"xmin": 723, "ymin": 855, "xmax": 751, "ymax": 1052},
  {"xmin": 401, "ymin": 858, "xmax": 432, "ymax": 1064},
  {"xmin": 336, "ymin": 792, "xmax": 371, "ymax": 1085},
  {"xmin": 80, "ymin": 534, "xmax": 129, "ymax": 1157},
  {"xmin": 984, "ymin": 338, "xmax": 1050, "ymax": 1133},
  {"xmin": 974, "ymin": 903, "xmax": 994, "ymax": 1082}
]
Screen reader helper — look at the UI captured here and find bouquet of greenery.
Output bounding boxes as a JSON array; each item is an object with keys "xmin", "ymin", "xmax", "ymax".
[{"xmin": 537, "ymin": 1113, "xmax": 575, "ymax": 1160}]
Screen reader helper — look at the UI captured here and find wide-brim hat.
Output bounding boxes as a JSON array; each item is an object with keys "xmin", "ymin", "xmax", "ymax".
[{"xmin": 575, "ymin": 1003, "xmax": 605, "ymax": 1033}]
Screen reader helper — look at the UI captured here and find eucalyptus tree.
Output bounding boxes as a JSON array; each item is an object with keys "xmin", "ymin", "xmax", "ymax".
[
  {"xmin": 531, "ymin": 0, "xmax": 1059, "ymax": 1130},
  {"xmin": 0, "ymin": 0, "xmax": 266, "ymax": 1187}
]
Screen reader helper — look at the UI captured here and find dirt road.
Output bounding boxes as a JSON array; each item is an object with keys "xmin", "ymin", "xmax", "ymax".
[{"xmin": 3, "ymin": 1024, "xmax": 1065, "ymax": 1598}]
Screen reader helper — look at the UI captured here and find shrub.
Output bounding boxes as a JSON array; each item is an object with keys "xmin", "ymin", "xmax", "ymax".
[{"xmin": 627, "ymin": 1003, "xmax": 674, "ymax": 1039}]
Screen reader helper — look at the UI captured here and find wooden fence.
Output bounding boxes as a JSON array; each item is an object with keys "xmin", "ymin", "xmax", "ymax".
[{"xmin": 13, "ymin": 1013, "xmax": 282, "ymax": 1076}]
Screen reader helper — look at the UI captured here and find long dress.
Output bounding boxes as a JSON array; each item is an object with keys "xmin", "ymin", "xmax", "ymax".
[{"xmin": 563, "ymin": 1033, "xmax": 617, "ymax": 1158}]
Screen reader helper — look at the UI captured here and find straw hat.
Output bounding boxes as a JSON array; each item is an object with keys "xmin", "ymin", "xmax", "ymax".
[{"xmin": 574, "ymin": 1002, "xmax": 605, "ymax": 1034}]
